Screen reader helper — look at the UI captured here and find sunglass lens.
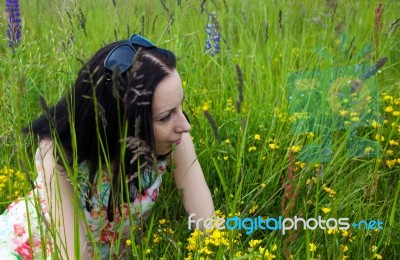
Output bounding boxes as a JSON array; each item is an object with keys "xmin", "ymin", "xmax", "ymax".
[{"xmin": 104, "ymin": 44, "xmax": 136, "ymax": 73}]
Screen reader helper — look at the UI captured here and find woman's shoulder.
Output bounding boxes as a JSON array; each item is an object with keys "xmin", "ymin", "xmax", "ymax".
[
  {"xmin": 35, "ymin": 139, "xmax": 54, "ymax": 174},
  {"xmin": 37, "ymin": 139, "xmax": 53, "ymax": 157},
  {"xmin": 35, "ymin": 139, "xmax": 69, "ymax": 179}
]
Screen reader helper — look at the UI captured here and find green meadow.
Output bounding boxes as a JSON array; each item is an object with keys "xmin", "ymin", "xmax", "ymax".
[{"xmin": 1, "ymin": 0, "xmax": 399, "ymax": 259}]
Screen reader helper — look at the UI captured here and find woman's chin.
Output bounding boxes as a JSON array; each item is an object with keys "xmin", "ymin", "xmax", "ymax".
[{"xmin": 156, "ymin": 147, "xmax": 173, "ymax": 157}]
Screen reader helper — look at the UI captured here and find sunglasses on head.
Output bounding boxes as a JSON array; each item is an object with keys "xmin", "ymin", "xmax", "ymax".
[{"xmin": 104, "ymin": 34, "xmax": 156, "ymax": 76}]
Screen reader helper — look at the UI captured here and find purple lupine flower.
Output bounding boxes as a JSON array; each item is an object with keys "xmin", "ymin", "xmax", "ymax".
[
  {"xmin": 205, "ymin": 12, "xmax": 220, "ymax": 55},
  {"xmin": 6, "ymin": 0, "xmax": 22, "ymax": 50}
]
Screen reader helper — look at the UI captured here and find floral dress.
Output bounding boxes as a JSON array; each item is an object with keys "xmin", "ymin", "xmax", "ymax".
[{"xmin": 0, "ymin": 148, "xmax": 167, "ymax": 259}]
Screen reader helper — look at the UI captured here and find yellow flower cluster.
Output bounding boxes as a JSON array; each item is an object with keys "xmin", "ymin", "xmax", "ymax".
[
  {"xmin": 185, "ymin": 211, "xmax": 233, "ymax": 259},
  {"xmin": 327, "ymin": 227, "xmax": 338, "ymax": 234},
  {"xmin": 248, "ymin": 146, "xmax": 257, "ymax": 152},
  {"xmin": 306, "ymin": 177, "xmax": 317, "ymax": 185},
  {"xmin": 249, "ymin": 203, "xmax": 259, "ymax": 214},
  {"xmin": 0, "ymin": 167, "xmax": 14, "ymax": 189},
  {"xmin": 247, "ymin": 239, "xmax": 277, "ymax": 260},
  {"xmin": 268, "ymin": 143, "xmax": 279, "ymax": 150},
  {"xmin": 309, "ymin": 243, "xmax": 317, "ymax": 252},
  {"xmin": 372, "ymin": 245, "xmax": 383, "ymax": 259},
  {"xmin": 0, "ymin": 166, "xmax": 28, "ymax": 198},
  {"xmin": 289, "ymin": 112, "xmax": 311, "ymax": 122},
  {"xmin": 289, "ymin": 145, "xmax": 302, "ymax": 153},
  {"xmin": 224, "ymin": 98, "xmax": 236, "ymax": 112},
  {"xmin": 386, "ymin": 158, "xmax": 400, "ymax": 168},
  {"xmin": 272, "ymin": 107, "xmax": 289, "ymax": 123},
  {"xmin": 381, "ymin": 93, "xmax": 400, "ymax": 169},
  {"xmin": 322, "ymin": 184, "xmax": 337, "ymax": 198},
  {"xmin": 185, "ymin": 228, "xmax": 229, "ymax": 260},
  {"xmin": 202, "ymin": 101, "xmax": 211, "ymax": 111}
]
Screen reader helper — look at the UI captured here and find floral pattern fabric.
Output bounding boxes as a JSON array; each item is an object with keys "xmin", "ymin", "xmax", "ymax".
[{"xmin": 0, "ymin": 148, "xmax": 167, "ymax": 259}]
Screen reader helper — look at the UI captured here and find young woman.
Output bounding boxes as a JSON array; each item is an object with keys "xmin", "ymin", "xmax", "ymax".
[{"xmin": 0, "ymin": 34, "xmax": 215, "ymax": 259}]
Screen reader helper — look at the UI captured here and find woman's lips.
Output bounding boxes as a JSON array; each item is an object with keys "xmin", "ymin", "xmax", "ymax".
[{"xmin": 174, "ymin": 138, "xmax": 182, "ymax": 145}]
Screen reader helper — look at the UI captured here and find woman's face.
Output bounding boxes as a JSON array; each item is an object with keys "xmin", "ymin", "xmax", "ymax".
[{"xmin": 152, "ymin": 69, "xmax": 191, "ymax": 155}]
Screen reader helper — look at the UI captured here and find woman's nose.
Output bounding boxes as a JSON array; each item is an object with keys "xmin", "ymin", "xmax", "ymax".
[{"xmin": 175, "ymin": 112, "xmax": 191, "ymax": 133}]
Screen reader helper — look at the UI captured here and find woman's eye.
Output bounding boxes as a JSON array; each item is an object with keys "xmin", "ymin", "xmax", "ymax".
[{"xmin": 159, "ymin": 113, "xmax": 171, "ymax": 122}]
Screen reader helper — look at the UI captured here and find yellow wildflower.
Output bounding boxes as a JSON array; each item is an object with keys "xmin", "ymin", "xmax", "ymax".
[
  {"xmin": 350, "ymin": 112, "xmax": 359, "ymax": 117},
  {"xmin": 248, "ymin": 239, "xmax": 262, "ymax": 248},
  {"xmin": 184, "ymin": 253, "xmax": 193, "ymax": 260},
  {"xmin": 248, "ymin": 146, "xmax": 257, "ymax": 152},
  {"xmin": 202, "ymin": 102, "xmax": 210, "ymax": 111},
  {"xmin": 126, "ymin": 239, "xmax": 132, "ymax": 246},
  {"xmin": 269, "ymin": 143, "xmax": 279, "ymax": 150},
  {"xmin": 207, "ymin": 229, "xmax": 229, "ymax": 247},
  {"xmin": 375, "ymin": 134, "xmax": 385, "ymax": 142},
  {"xmin": 296, "ymin": 161, "xmax": 306, "ymax": 169},
  {"xmin": 215, "ymin": 209, "xmax": 225, "ymax": 218},
  {"xmin": 340, "ymin": 110, "xmax": 348, "ymax": 117},
  {"xmin": 290, "ymin": 145, "xmax": 302, "ymax": 153},
  {"xmin": 165, "ymin": 227, "xmax": 175, "ymax": 234},
  {"xmin": 322, "ymin": 207, "xmax": 331, "ymax": 214},
  {"xmin": 249, "ymin": 204, "xmax": 259, "ymax": 214},
  {"xmin": 383, "ymin": 95, "xmax": 393, "ymax": 102},
  {"xmin": 340, "ymin": 244, "xmax": 348, "ymax": 252},
  {"xmin": 385, "ymin": 106, "xmax": 394, "ymax": 113},
  {"xmin": 159, "ymin": 219, "xmax": 167, "ymax": 225},
  {"xmin": 259, "ymin": 247, "xmax": 276, "ymax": 260},
  {"xmin": 145, "ymin": 249, "xmax": 151, "ymax": 254},
  {"xmin": 15, "ymin": 171, "xmax": 25, "ymax": 180},
  {"xmin": 186, "ymin": 230, "xmax": 202, "ymax": 251},
  {"xmin": 386, "ymin": 159, "xmax": 396, "ymax": 168},
  {"xmin": 153, "ymin": 234, "xmax": 162, "ymax": 243},
  {"xmin": 199, "ymin": 246, "xmax": 213, "ymax": 255},
  {"xmin": 371, "ymin": 120, "xmax": 380, "ymax": 128},
  {"xmin": 254, "ymin": 134, "xmax": 261, "ymax": 141},
  {"xmin": 223, "ymin": 156, "xmax": 228, "ymax": 160},
  {"xmin": 322, "ymin": 184, "xmax": 337, "ymax": 198},
  {"xmin": 373, "ymin": 253, "xmax": 383, "ymax": 259},
  {"xmin": 364, "ymin": 146, "xmax": 374, "ymax": 153},
  {"xmin": 0, "ymin": 175, "xmax": 8, "ymax": 183},
  {"xmin": 327, "ymin": 228, "xmax": 338, "ymax": 234},
  {"xmin": 342, "ymin": 229, "xmax": 349, "ymax": 237},
  {"xmin": 225, "ymin": 138, "xmax": 230, "ymax": 145},
  {"xmin": 309, "ymin": 243, "xmax": 317, "ymax": 252},
  {"xmin": 389, "ymin": 140, "xmax": 399, "ymax": 146}
]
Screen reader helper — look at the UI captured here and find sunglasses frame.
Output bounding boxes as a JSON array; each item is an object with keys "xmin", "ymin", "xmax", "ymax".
[{"xmin": 104, "ymin": 34, "xmax": 156, "ymax": 76}]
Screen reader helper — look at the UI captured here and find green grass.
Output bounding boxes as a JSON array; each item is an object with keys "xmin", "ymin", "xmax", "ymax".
[{"xmin": 1, "ymin": 0, "xmax": 400, "ymax": 259}]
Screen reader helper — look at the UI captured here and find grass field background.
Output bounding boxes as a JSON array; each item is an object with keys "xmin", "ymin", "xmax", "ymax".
[{"xmin": 1, "ymin": 0, "xmax": 399, "ymax": 259}]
